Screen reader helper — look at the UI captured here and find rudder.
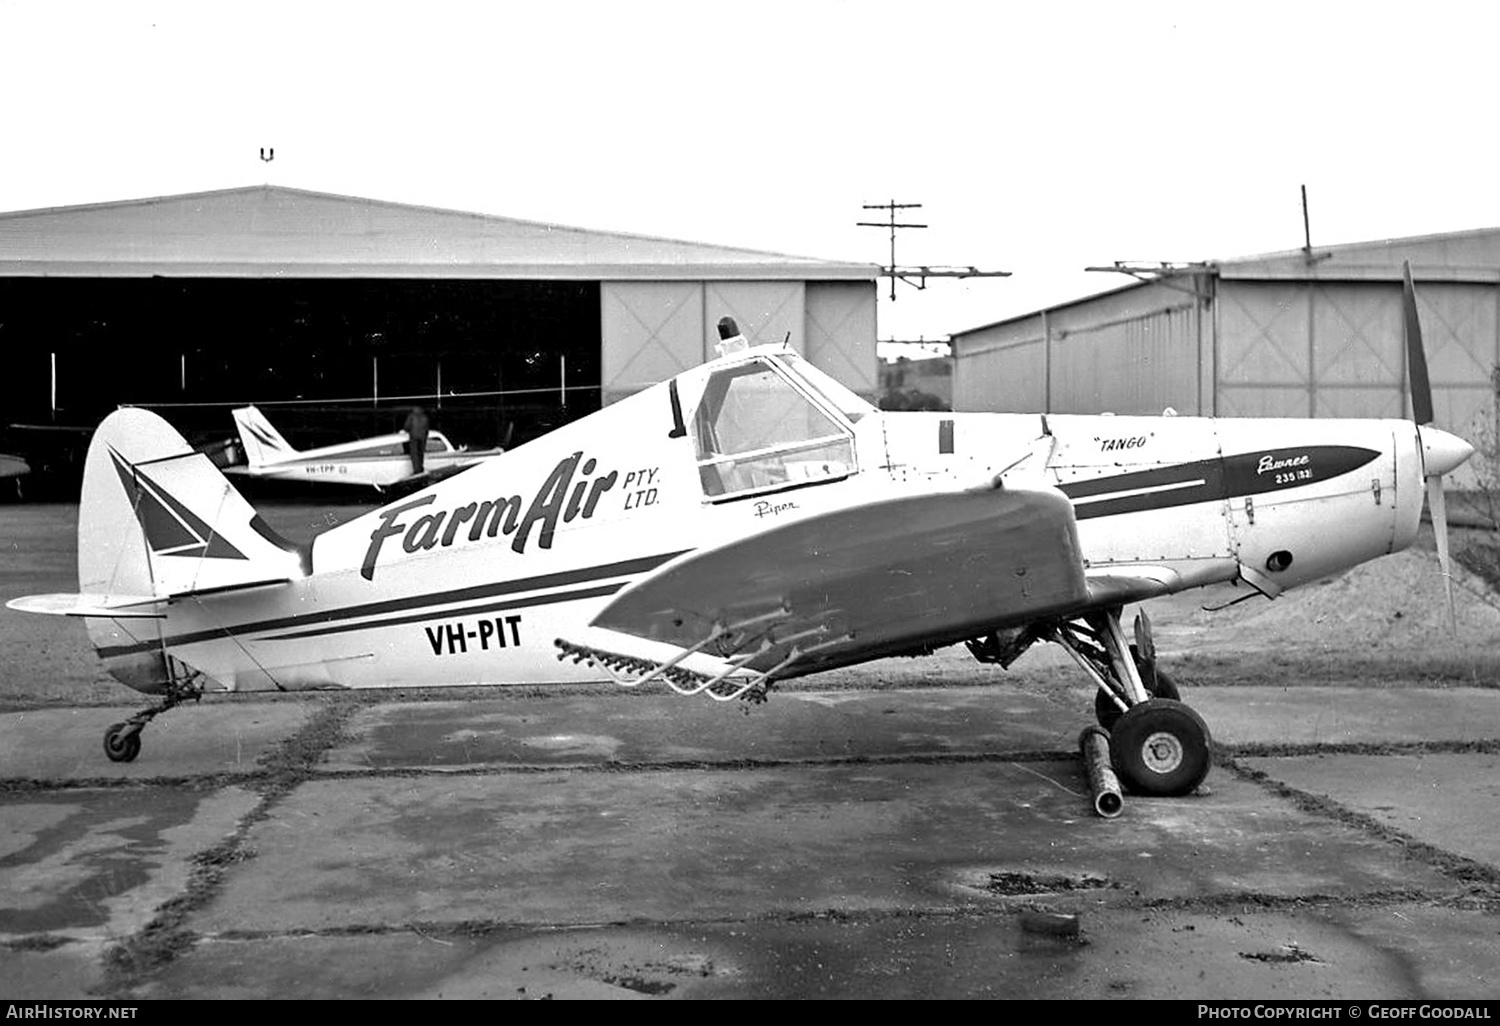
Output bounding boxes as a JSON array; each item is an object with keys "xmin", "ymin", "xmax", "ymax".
[{"xmin": 231, "ymin": 405, "xmax": 296, "ymax": 467}]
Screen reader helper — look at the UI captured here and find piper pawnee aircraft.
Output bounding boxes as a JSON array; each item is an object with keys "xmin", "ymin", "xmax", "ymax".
[
  {"xmin": 224, "ymin": 404, "xmax": 505, "ymax": 490},
  {"xmin": 6, "ymin": 266, "xmax": 1475, "ymax": 800}
]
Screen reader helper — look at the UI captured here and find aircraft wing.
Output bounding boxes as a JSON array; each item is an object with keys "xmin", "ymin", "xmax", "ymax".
[
  {"xmin": 381, "ymin": 457, "xmax": 501, "ymax": 494},
  {"xmin": 398, "ymin": 463, "xmax": 473, "ymax": 486},
  {"xmin": 1083, "ymin": 571, "xmax": 1175, "ymax": 607},
  {"xmin": 588, "ymin": 485, "xmax": 1088, "ymax": 679}
]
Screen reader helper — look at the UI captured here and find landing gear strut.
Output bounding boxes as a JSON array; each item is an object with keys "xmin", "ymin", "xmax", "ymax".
[
  {"xmin": 1048, "ymin": 607, "xmax": 1210, "ymax": 797},
  {"xmin": 1093, "ymin": 643, "xmax": 1179, "ymax": 731},
  {"xmin": 102, "ymin": 674, "xmax": 203, "ymax": 763},
  {"xmin": 968, "ymin": 605, "xmax": 1211, "ymax": 797}
]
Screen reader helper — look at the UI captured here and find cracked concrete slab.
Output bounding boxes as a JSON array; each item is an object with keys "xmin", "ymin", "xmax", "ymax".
[
  {"xmin": 187, "ymin": 764, "xmax": 1455, "ymax": 937},
  {"xmin": 0, "ymin": 787, "xmax": 259, "ymax": 943},
  {"xmin": 1244, "ymin": 752, "xmax": 1500, "ymax": 868},
  {"xmin": 141, "ymin": 902, "xmax": 1500, "ymax": 1000},
  {"xmin": 0, "ymin": 784, "xmax": 261, "ymax": 998}
]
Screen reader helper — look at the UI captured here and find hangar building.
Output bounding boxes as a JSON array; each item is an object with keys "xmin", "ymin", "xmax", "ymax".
[
  {"xmin": 0, "ymin": 186, "xmax": 878, "ymax": 483},
  {"xmin": 950, "ymin": 230, "xmax": 1500, "ymax": 484}
]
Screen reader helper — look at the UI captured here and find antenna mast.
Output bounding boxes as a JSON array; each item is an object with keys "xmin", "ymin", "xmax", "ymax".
[
  {"xmin": 857, "ymin": 200, "xmax": 1011, "ymax": 300},
  {"xmin": 859, "ymin": 200, "xmax": 926, "ymax": 300}
]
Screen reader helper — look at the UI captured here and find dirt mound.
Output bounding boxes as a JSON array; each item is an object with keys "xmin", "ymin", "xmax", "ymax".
[{"xmin": 1147, "ymin": 529, "xmax": 1500, "ymax": 677}]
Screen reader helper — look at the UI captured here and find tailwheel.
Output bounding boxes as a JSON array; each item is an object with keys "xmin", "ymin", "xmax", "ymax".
[
  {"xmin": 103, "ymin": 722, "xmax": 143, "ymax": 763},
  {"xmin": 1108, "ymin": 698, "xmax": 1211, "ymax": 797},
  {"xmin": 99, "ymin": 661, "xmax": 204, "ymax": 764}
]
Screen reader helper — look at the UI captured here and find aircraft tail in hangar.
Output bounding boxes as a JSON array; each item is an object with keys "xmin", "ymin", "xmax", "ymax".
[{"xmin": 232, "ymin": 405, "xmax": 298, "ymax": 467}]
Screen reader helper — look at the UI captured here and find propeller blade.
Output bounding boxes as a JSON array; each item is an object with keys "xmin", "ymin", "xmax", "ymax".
[
  {"xmin": 1426, "ymin": 473, "xmax": 1457, "ymax": 633},
  {"xmin": 1403, "ymin": 261, "xmax": 1434, "ymax": 425}
]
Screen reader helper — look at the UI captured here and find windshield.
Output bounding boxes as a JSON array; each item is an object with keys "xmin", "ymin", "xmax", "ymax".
[
  {"xmin": 775, "ymin": 352, "xmax": 874, "ymax": 423},
  {"xmin": 693, "ymin": 358, "xmax": 856, "ymax": 499}
]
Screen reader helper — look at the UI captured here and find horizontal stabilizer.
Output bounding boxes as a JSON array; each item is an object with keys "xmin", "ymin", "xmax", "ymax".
[
  {"xmin": 7, "ymin": 593, "xmax": 167, "ymax": 619},
  {"xmin": 8, "ymin": 577, "xmax": 294, "ymax": 619}
]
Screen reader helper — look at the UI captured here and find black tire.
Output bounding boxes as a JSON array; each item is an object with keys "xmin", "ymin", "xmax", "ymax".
[
  {"xmin": 103, "ymin": 723, "xmax": 142, "ymax": 763},
  {"xmin": 1109, "ymin": 698, "xmax": 1211, "ymax": 797},
  {"xmin": 1094, "ymin": 646, "xmax": 1180, "ymax": 731}
]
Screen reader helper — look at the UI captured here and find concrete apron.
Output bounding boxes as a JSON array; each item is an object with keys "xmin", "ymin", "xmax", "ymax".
[
  {"xmin": 319, "ymin": 685, "xmax": 1500, "ymax": 772},
  {"xmin": 141, "ymin": 904, "xmax": 1500, "ymax": 1000},
  {"xmin": 157, "ymin": 763, "xmax": 1481, "ymax": 999},
  {"xmin": 2, "ymin": 684, "xmax": 1498, "ymax": 999},
  {"xmin": 320, "ymin": 687, "xmax": 1087, "ymax": 771}
]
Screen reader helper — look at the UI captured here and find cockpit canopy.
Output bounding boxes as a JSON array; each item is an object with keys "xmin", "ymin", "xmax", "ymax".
[{"xmin": 691, "ymin": 352, "xmax": 870, "ymax": 501}]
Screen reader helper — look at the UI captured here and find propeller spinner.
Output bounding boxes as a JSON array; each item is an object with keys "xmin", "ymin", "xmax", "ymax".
[{"xmin": 1402, "ymin": 260, "xmax": 1476, "ymax": 628}]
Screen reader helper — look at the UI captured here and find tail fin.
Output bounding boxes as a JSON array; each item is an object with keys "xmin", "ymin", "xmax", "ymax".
[
  {"xmin": 81, "ymin": 407, "xmax": 309, "ymax": 602},
  {"xmin": 232, "ymin": 405, "xmax": 297, "ymax": 467},
  {"xmin": 5, "ymin": 408, "xmax": 314, "ymax": 693}
]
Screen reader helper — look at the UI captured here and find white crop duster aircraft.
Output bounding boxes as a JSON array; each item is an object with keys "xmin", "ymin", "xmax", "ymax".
[
  {"xmin": 225, "ymin": 405, "xmax": 505, "ymax": 490},
  {"xmin": 8, "ymin": 265, "xmax": 1474, "ymax": 800}
]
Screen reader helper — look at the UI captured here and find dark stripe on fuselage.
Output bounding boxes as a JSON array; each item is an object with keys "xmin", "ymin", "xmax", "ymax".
[
  {"xmin": 95, "ymin": 550, "xmax": 690, "ymax": 658},
  {"xmin": 1060, "ymin": 445, "xmax": 1380, "ymax": 520},
  {"xmin": 264, "ymin": 582, "xmax": 626, "ymax": 642}
]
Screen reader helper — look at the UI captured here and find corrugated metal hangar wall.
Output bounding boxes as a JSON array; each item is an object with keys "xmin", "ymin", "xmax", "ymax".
[
  {"xmin": 951, "ymin": 229, "xmax": 1500, "ymax": 484},
  {"xmin": 600, "ymin": 279, "xmax": 876, "ymax": 405},
  {"xmin": 951, "ymin": 278, "xmax": 1210, "ymax": 418},
  {"xmin": 0, "ymin": 186, "xmax": 878, "ymax": 488}
]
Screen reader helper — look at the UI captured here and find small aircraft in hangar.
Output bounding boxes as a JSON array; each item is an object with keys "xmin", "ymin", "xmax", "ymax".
[
  {"xmin": 7, "ymin": 265, "xmax": 1475, "ymax": 800},
  {"xmin": 224, "ymin": 404, "xmax": 506, "ymax": 490},
  {"xmin": 0, "ymin": 453, "xmax": 30, "ymax": 480}
]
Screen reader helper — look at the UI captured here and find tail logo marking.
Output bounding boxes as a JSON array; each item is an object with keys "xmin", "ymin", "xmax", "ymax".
[
  {"xmin": 245, "ymin": 421, "xmax": 284, "ymax": 450},
  {"xmin": 108, "ymin": 448, "xmax": 249, "ymax": 561}
]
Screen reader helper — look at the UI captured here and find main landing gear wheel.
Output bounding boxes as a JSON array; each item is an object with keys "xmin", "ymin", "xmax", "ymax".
[
  {"xmin": 103, "ymin": 723, "xmax": 143, "ymax": 763},
  {"xmin": 1109, "ymin": 698, "xmax": 1211, "ymax": 797},
  {"xmin": 1095, "ymin": 645, "xmax": 1179, "ymax": 731}
]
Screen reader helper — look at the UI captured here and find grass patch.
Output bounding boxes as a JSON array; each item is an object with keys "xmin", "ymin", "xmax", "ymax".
[{"xmin": 1171, "ymin": 651, "xmax": 1500, "ymax": 688}]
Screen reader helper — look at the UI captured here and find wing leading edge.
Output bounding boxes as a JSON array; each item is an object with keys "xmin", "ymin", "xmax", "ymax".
[{"xmin": 590, "ymin": 485, "xmax": 1088, "ymax": 679}]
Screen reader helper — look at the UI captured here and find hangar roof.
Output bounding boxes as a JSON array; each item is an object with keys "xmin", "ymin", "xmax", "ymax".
[
  {"xmin": 953, "ymin": 224, "xmax": 1500, "ymax": 339},
  {"xmin": 1214, "ymin": 225, "xmax": 1500, "ymax": 282},
  {"xmin": 0, "ymin": 185, "xmax": 877, "ymax": 281}
]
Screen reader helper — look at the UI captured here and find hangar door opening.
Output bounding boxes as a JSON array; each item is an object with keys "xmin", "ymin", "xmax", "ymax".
[{"xmin": 0, "ymin": 278, "xmax": 601, "ymax": 482}]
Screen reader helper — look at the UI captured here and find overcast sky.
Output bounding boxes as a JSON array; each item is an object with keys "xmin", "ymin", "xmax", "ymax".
[{"xmin": 3, "ymin": 0, "xmax": 1498, "ymax": 344}]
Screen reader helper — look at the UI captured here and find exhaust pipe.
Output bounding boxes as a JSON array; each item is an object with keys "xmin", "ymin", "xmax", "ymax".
[{"xmin": 1079, "ymin": 726, "xmax": 1123, "ymax": 818}]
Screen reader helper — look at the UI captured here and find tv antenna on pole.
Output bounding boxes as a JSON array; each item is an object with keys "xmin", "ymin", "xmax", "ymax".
[
  {"xmin": 859, "ymin": 200, "xmax": 926, "ymax": 301},
  {"xmin": 858, "ymin": 200, "xmax": 1011, "ymax": 300}
]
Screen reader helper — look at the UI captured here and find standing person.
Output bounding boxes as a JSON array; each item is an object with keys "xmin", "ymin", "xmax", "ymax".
[{"xmin": 403, "ymin": 406, "xmax": 430, "ymax": 475}]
